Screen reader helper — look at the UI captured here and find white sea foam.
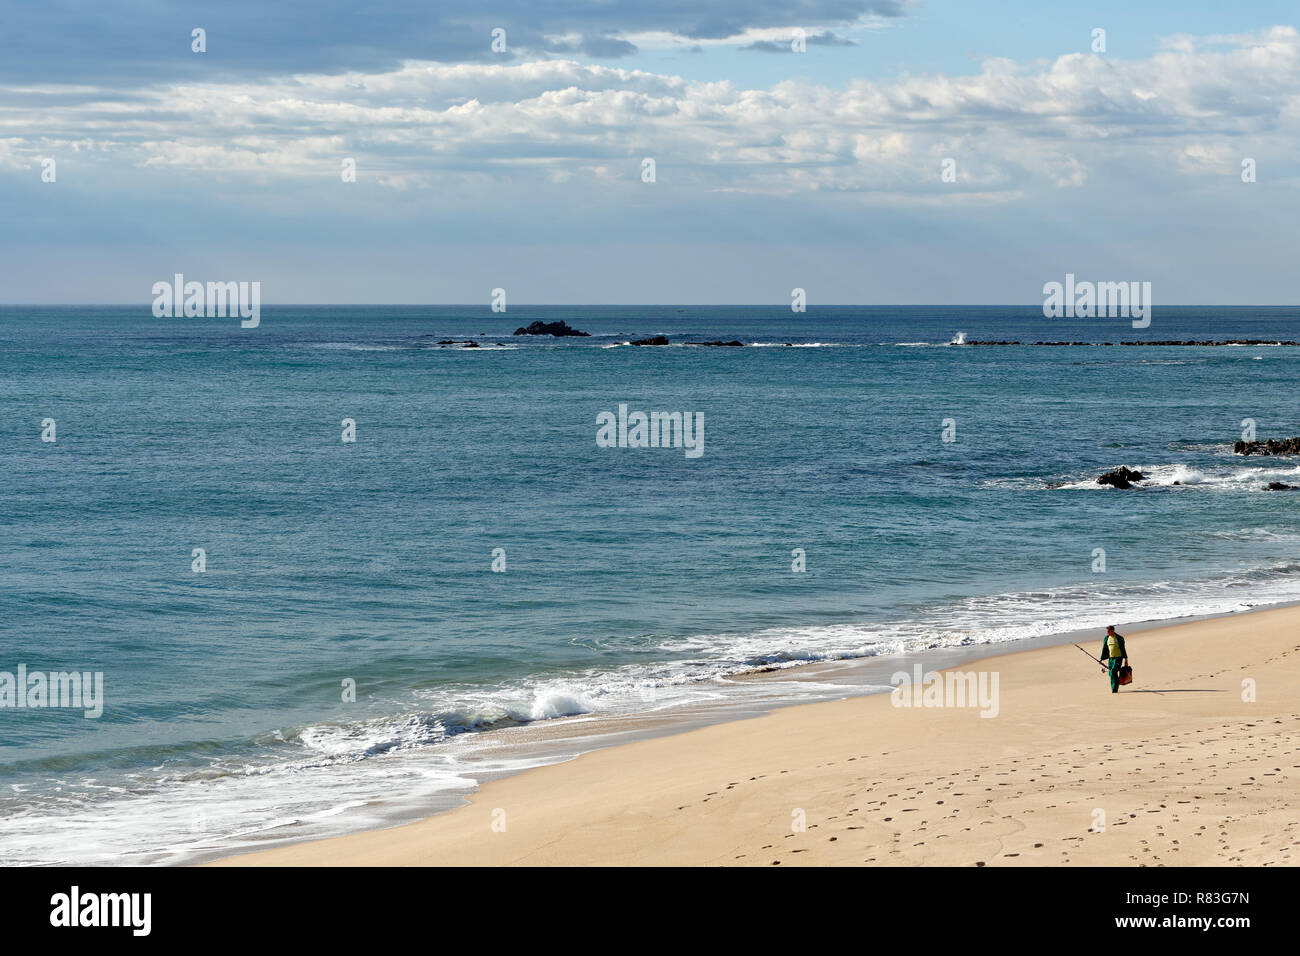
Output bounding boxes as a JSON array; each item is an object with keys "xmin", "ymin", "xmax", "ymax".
[
  {"xmin": 747, "ymin": 341, "xmax": 840, "ymax": 347},
  {"xmin": 8, "ymin": 561, "xmax": 1300, "ymax": 866},
  {"xmin": 1052, "ymin": 461, "xmax": 1300, "ymax": 491},
  {"xmin": 1208, "ymin": 526, "xmax": 1300, "ymax": 541},
  {"xmin": 310, "ymin": 343, "xmax": 403, "ymax": 351}
]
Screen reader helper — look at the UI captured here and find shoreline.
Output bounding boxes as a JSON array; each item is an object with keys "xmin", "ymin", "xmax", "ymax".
[{"xmin": 208, "ymin": 600, "xmax": 1300, "ymax": 866}]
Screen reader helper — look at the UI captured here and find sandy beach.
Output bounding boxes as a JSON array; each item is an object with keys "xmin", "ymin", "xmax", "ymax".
[{"xmin": 211, "ymin": 605, "xmax": 1300, "ymax": 867}]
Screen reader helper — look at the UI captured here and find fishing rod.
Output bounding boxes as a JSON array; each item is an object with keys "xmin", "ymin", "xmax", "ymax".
[{"xmin": 1073, "ymin": 643, "xmax": 1108, "ymax": 671}]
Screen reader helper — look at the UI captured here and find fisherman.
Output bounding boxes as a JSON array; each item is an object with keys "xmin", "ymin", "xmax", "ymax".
[{"xmin": 1098, "ymin": 625, "xmax": 1129, "ymax": 693}]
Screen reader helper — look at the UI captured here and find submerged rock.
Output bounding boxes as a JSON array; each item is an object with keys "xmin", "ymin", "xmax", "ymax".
[
  {"xmin": 631, "ymin": 336, "xmax": 670, "ymax": 346},
  {"xmin": 512, "ymin": 320, "xmax": 590, "ymax": 337},
  {"xmin": 683, "ymin": 340, "xmax": 745, "ymax": 347},
  {"xmin": 1097, "ymin": 466, "xmax": 1146, "ymax": 489},
  {"xmin": 1266, "ymin": 481, "xmax": 1297, "ymax": 490}
]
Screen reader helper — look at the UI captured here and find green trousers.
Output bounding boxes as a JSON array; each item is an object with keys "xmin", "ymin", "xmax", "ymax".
[{"xmin": 1107, "ymin": 657, "xmax": 1124, "ymax": 692}]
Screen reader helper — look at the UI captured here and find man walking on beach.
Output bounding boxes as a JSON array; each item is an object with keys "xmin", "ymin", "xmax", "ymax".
[{"xmin": 1098, "ymin": 625, "xmax": 1129, "ymax": 693}]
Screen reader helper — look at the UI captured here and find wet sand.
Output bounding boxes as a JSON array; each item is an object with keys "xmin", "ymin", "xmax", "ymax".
[{"xmin": 210, "ymin": 604, "xmax": 1300, "ymax": 866}]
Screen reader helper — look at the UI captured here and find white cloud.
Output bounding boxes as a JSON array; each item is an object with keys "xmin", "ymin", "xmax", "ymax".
[
  {"xmin": 1177, "ymin": 142, "xmax": 1236, "ymax": 174},
  {"xmin": 2, "ymin": 26, "xmax": 1297, "ymax": 198}
]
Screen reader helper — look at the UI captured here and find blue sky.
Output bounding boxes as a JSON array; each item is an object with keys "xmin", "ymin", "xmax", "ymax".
[{"xmin": 3, "ymin": 1, "xmax": 1298, "ymax": 303}]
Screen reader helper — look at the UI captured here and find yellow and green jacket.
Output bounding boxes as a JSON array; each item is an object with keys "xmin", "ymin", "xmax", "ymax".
[{"xmin": 1099, "ymin": 633, "xmax": 1128, "ymax": 660}]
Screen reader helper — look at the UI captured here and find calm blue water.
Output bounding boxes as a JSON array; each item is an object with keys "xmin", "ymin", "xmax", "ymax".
[{"xmin": 2, "ymin": 305, "xmax": 1299, "ymax": 863}]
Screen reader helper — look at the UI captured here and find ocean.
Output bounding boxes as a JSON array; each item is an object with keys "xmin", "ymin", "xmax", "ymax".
[{"xmin": 2, "ymin": 304, "xmax": 1299, "ymax": 864}]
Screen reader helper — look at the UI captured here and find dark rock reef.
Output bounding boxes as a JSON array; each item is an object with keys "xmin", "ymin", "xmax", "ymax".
[
  {"xmin": 1097, "ymin": 466, "xmax": 1146, "ymax": 489},
  {"xmin": 512, "ymin": 321, "xmax": 590, "ymax": 337},
  {"xmin": 965, "ymin": 339, "xmax": 1300, "ymax": 347},
  {"xmin": 631, "ymin": 336, "xmax": 670, "ymax": 346},
  {"xmin": 1124, "ymin": 339, "xmax": 1300, "ymax": 347},
  {"xmin": 1234, "ymin": 437, "xmax": 1300, "ymax": 456}
]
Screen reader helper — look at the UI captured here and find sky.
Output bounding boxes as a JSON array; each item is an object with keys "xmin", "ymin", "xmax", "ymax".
[{"xmin": 2, "ymin": 1, "xmax": 1298, "ymax": 304}]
